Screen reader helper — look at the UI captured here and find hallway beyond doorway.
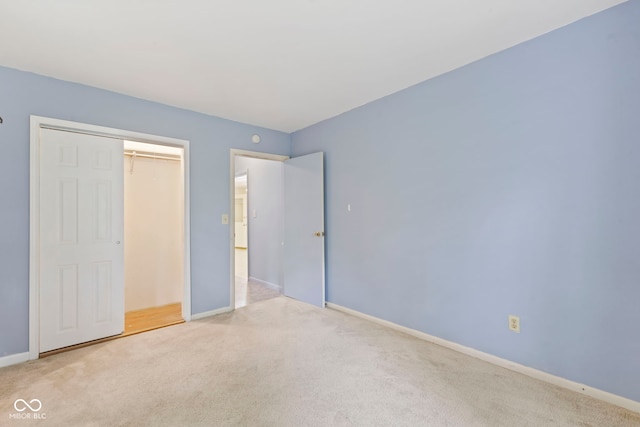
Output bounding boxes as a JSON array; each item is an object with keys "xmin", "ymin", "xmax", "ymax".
[{"xmin": 234, "ymin": 248, "xmax": 280, "ymax": 308}]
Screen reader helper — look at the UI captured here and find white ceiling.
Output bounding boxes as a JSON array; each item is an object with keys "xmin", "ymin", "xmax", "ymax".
[{"xmin": 0, "ymin": 0, "xmax": 626, "ymax": 133}]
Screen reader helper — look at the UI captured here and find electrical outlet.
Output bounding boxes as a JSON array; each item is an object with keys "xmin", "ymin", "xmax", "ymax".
[{"xmin": 508, "ymin": 315, "xmax": 520, "ymax": 333}]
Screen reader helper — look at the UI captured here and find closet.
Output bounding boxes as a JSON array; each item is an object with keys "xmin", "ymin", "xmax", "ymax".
[{"xmin": 123, "ymin": 141, "xmax": 184, "ymax": 331}]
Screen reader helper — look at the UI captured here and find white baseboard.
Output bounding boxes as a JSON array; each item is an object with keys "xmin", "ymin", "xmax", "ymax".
[
  {"xmin": 326, "ymin": 302, "xmax": 640, "ymax": 414},
  {"xmin": 191, "ymin": 306, "xmax": 232, "ymax": 320},
  {"xmin": 248, "ymin": 276, "xmax": 282, "ymax": 292},
  {"xmin": 0, "ymin": 352, "xmax": 29, "ymax": 368}
]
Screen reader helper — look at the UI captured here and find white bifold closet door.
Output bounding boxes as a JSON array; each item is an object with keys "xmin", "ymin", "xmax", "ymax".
[{"xmin": 39, "ymin": 128, "xmax": 124, "ymax": 353}]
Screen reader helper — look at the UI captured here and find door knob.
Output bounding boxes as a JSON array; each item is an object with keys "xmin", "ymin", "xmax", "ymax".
[{"xmin": 314, "ymin": 231, "xmax": 325, "ymax": 237}]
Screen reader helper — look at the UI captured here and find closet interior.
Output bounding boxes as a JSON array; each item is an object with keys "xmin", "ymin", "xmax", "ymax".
[{"xmin": 123, "ymin": 141, "xmax": 184, "ymax": 334}]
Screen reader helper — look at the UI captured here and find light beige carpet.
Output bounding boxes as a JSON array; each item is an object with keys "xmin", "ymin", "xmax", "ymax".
[{"xmin": 1, "ymin": 297, "xmax": 639, "ymax": 426}]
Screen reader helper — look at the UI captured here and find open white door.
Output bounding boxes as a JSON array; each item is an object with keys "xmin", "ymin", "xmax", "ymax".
[
  {"xmin": 283, "ymin": 152, "xmax": 325, "ymax": 307},
  {"xmin": 39, "ymin": 129, "xmax": 124, "ymax": 352}
]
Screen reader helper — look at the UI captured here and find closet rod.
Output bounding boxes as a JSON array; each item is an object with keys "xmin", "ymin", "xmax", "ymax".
[{"xmin": 123, "ymin": 151, "xmax": 181, "ymax": 161}]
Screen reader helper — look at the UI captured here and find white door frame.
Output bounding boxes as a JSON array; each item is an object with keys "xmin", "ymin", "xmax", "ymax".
[
  {"xmin": 29, "ymin": 115, "xmax": 192, "ymax": 359},
  {"xmin": 229, "ymin": 149, "xmax": 288, "ymax": 309}
]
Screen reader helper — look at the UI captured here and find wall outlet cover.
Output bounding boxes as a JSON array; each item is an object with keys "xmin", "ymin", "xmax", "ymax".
[{"xmin": 509, "ymin": 315, "xmax": 520, "ymax": 333}]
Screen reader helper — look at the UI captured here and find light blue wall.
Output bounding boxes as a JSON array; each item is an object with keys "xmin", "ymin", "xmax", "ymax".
[
  {"xmin": 292, "ymin": 1, "xmax": 640, "ymax": 402},
  {"xmin": 0, "ymin": 66, "xmax": 291, "ymax": 357},
  {"xmin": 235, "ymin": 157, "xmax": 284, "ymax": 287}
]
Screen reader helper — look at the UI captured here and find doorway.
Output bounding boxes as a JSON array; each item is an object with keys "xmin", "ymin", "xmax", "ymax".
[
  {"xmin": 233, "ymin": 156, "xmax": 283, "ymax": 308},
  {"xmin": 234, "ymin": 173, "xmax": 248, "ymax": 251},
  {"xmin": 234, "ymin": 173, "xmax": 249, "ymax": 307},
  {"xmin": 29, "ymin": 116, "xmax": 191, "ymax": 359},
  {"xmin": 229, "ymin": 148, "xmax": 326, "ymax": 310}
]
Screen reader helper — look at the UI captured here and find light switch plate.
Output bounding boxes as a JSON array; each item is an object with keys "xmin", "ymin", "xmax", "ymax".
[{"xmin": 221, "ymin": 214, "xmax": 229, "ymax": 224}]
